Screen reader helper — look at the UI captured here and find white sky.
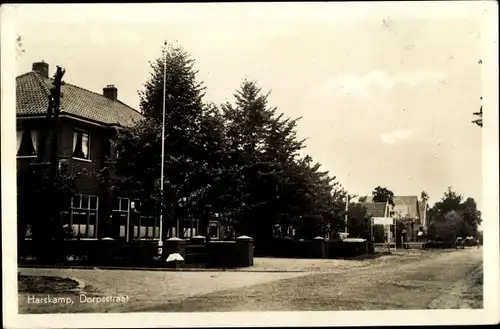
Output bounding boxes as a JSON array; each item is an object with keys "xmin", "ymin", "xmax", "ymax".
[{"xmin": 9, "ymin": 3, "xmax": 487, "ymax": 209}]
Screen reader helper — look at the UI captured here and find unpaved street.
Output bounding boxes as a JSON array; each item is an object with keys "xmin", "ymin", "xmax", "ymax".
[
  {"xmin": 18, "ymin": 248, "xmax": 482, "ymax": 313},
  {"xmin": 140, "ymin": 248, "xmax": 483, "ymax": 312}
]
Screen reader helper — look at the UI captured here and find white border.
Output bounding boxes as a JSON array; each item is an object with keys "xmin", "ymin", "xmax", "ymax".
[{"xmin": 2, "ymin": 2, "xmax": 499, "ymax": 328}]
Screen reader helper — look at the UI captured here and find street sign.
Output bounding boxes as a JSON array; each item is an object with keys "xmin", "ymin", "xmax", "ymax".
[
  {"xmin": 372, "ymin": 217, "xmax": 394, "ymax": 225},
  {"xmin": 158, "ymin": 240, "xmax": 163, "ymax": 255}
]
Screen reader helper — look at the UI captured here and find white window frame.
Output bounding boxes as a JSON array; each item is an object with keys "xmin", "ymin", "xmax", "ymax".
[
  {"xmin": 16, "ymin": 129, "xmax": 39, "ymax": 158},
  {"xmin": 67, "ymin": 194, "xmax": 99, "ymax": 239},
  {"xmin": 72, "ymin": 129, "xmax": 91, "ymax": 162},
  {"xmin": 134, "ymin": 215, "xmax": 160, "ymax": 240},
  {"xmin": 113, "ymin": 197, "xmax": 130, "ymax": 241},
  {"xmin": 208, "ymin": 220, "xmax": 220, "ymax": 240}
]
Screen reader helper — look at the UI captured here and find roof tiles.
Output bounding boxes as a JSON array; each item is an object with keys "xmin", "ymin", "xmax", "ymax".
[{"xmin": 16, "ymin": 71, "xmax": 143, "ymax": 127}]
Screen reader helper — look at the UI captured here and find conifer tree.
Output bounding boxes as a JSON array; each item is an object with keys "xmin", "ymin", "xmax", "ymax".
[{"xmin": 113, "ymin": 42, "xmax": 219, "ymax": 238}]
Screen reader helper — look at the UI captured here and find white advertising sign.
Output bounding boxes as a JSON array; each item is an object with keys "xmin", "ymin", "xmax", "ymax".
[{"xmin": 372, "ymin": 217, "xmax": 394, "ymax": 225}]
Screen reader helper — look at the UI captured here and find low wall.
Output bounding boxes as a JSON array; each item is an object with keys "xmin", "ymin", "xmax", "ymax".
[
  {"xmin": 19, "ymin": 235, "xmax": 255, "ymax": 268},
  {"xmin": 424, "ymin": 241, "xmax": 456, "ymax": 249},
  {"xmin": 255, "ymin": 237, "xmax": 374, "ymax": 259},
  {"xmin": 404, "ymin": 242, "xmax": 426, "ymax": 249}
]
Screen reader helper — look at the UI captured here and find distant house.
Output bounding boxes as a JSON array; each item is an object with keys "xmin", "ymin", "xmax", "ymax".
[
  {"xmin": 358, "ymin": 201, "xmax": 389, "ymax": 243},
  {"xmin": 17, "ymin": 61, "xmax": 224, "ymax": 242},
  {"xmin": 359, "ymin": 195, "xmax": 428, "ymax": 242}
]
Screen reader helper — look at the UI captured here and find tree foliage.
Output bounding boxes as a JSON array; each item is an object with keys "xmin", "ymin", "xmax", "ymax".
[
  {"xmin": 112, "ymin": 43, "xmax": 348, "ymax": 243},
  {"xmin": 112, "ymin": 42, "xmax": 226, "ymax": 238},
  {"xmin": 346, "ymin": 203, "xmax": 370, "ymax": 239},
  {"xmin": 420, "ymin": 190, "xmax": 429, "ymax": 204},
  {"xmin": 221, "ymin": 80, "xmax": 345, "ymax": 241},
  {"xmin": 372, "ymin": 186, "xmax": 395, "ymax": 206},
  {"xmin": 427, "ymin": 187, "xmax": 482, "ymax": 242}
]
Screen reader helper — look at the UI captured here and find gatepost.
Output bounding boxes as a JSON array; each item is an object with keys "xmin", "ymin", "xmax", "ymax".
[
  {"xmin": 313, "ymin": 236, "xmax": 326, "ymax": 258},
  {"xmin": 191, "ymin": 235, "xmax": 206, "ymax": 245},
  {"xmin": 235, "ymin": 235, "xmax": 254, "ymax": 267},
  {"xmin": 164, "ymin": 237, "xmax": 187, "ymax": 258}
]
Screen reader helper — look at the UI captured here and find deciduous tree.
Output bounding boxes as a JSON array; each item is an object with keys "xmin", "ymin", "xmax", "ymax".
[{"xmin": 372, "ymin": 186, "xmax": 395, "ymax": 206}]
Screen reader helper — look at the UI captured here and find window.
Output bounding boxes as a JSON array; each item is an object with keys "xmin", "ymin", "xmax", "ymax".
[
  {"xmin": 64, "ymin": 194, "xmax": 99, "ymax": 239},
  {"xmin": 17, "ymin": 129, "xmax": 38, "ymax": 157},
  {"xmin": 113, "ymin": 197, "xmax": 130, "ymax": 239},
  {"xmin": 133, "ymin": 216, "xmax": 160, "ymax": 240},
  {"xmin": 72, "ymin": 130, "xmax": 90, "ymax": 160},
  {"xmin": 183, "ymin": 227, "xmax": 197, "ymax": 238},
  {"xmin": 208, "ymin": 221, "xmax": 220, "ymax": 240}
]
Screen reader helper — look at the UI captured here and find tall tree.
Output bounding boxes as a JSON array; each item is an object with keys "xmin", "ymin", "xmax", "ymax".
[
  {"xmin": 372, "ymin": 186, "xmax": 395, "ymax": 206},
  {"xmin": 112, "ymin": 42, "xmax": 219, "ymax": 239},
  {"xmin": 139, "ymin": 42, "xmax": 205, "ymax": 122},
  {"xmin": 221, "ymin": 80, "xmax": 297, "ymax": 241},
  {"xmin": 221, "ymin": 80, "xmax": 343, "ymax": 242}
]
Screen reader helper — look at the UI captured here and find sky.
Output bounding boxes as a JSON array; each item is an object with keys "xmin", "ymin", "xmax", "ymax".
[{"xmin": 9, "ymin": 3, "xmax": 487, "ymax": 209}]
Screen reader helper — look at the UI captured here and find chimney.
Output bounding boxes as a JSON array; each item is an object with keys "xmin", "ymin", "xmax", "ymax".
[
  {"xmin": 32, "ymin": 61, "xmax": 49, "ymax": 78},
  {"xmin": 103, "ymin": 85, "xmax": 117, "ymax": 101}
]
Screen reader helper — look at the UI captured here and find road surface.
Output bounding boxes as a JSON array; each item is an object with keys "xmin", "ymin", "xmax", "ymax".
[{"xmin": 18, "ymin": 248, "xmax": 482, "ymax": 313}]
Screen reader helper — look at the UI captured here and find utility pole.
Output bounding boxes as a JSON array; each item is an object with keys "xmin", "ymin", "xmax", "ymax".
[
  {"xmin": 49, "ymin": 66, "xmax": 65, "ymax": 178},
  {"xmin": 35, "ymin": 66, "xmax": 65, "ymax": 166},
  {"xmin": 473, "ymin": 59, "xmax": 483, "ymax": 128},
  {"xmin": 472, "ymin": 97, "xmax": 483, "ymax": 127},
  {"xmin": 30, "ymin": 65, "xmax": 65, "ymax": 256},
  {"xmin": 344, "ymin": 194, "xmax": 349, "ymax": 235}
]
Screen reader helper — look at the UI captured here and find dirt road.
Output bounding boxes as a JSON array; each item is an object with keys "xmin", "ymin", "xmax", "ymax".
[
  {"xmin": 18, "ymin": 248, "xmax": 482, "ymax": 313},
  {"xmin": 140, "ymin": 248, "xmax": 483, "ymax": 312}
]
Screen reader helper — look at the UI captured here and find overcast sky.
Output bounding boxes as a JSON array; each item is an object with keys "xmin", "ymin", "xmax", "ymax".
[{"xmin": 11, "ymin": 3, "xmax": 487, "ymax": 209}]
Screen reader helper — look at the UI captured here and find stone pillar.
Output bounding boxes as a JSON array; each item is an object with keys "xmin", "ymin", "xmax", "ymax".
[
  {"xmin": 313, "ymin": 236, "xmax": 326, "ymax": 258},
  {"xmin": 191, "ymin": 235, "xmax": 206, "ymax": 245},
  {"xmin": 235, "ymin": 235, "xmax": 254, "ymax": 267},
  {"xmin": 164, "ymin": 237, "xmax": 187, "ymax": 258}
]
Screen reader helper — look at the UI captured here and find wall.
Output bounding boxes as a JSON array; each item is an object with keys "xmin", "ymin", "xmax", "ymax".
[{"xmin": 17, "ymin": 116, "xmax": 115, "ymax": 239}]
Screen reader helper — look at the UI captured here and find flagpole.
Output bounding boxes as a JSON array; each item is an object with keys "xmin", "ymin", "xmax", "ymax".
[
  {"xmin": 344, "ymin": 194, "xmax": 349, "ymax": 234},
  {"xmin": 344, "ymin": 171, "xmax": 350, "ymax": 235},
  {"xmin": 159, "ymin": 42, "xmax": 167, "ymax": 249}
]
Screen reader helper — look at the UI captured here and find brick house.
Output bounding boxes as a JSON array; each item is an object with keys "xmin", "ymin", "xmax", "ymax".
[{"xmin": 17, "ymin": 61, "xmax": 223, "ymax": 242}]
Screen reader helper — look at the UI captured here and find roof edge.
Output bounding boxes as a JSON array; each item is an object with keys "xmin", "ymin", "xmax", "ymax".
[
  {"xmin": 18, "ymin": 113, "xmax": 114, "ymax": 129},
  {"xmin": 17, "ymin": 71, "xmax": 142, "ymax": 116}
]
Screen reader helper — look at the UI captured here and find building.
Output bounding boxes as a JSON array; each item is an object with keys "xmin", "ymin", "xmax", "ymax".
[
  {"xmin": 360, "ymin": 195, "xmax": 428, "ymax": 242},
  {"xmin": 358, "ymin": 201, "xmax": 389, "ymax": 243},
  {"xmin": 17, "ymin": 61, "xmax": 223, "ymax": 242}
]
